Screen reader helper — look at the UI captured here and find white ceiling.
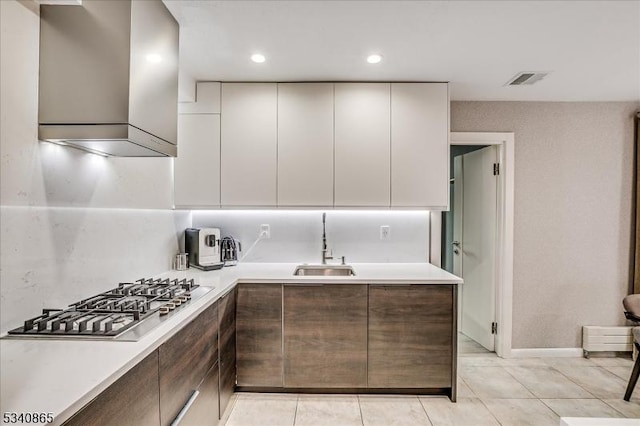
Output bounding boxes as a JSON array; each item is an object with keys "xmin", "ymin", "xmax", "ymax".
[{"xmin": 163, "ymin": 0, "xmax": 640, "ymax": 101}]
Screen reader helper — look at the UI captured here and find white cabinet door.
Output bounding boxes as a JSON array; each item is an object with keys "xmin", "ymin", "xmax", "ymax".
[
  {"xmin": 221, "ymin": 83, "xmax": 277, "ymax": 207},
  {"xmin": 174, "ymin": 114, "xmax": 220, "ymax": 207},
  {"xmin": 391, "ymin": 83, "xmax": 449, "ymax": 208},
  {"xmin": 277, "ymin": 83, "xmax": 334, "ymax": 206},
  {"xmin": 334, "ymin": 83, "xmax": 391, "ymax": 207},
  {"xmin": 179, "ymin": 82, "xmax": 221, "ymax": 114}
]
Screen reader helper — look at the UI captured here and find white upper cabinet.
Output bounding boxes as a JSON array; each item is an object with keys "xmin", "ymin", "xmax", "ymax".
[
  {"xmin": 174, "ymin": 82, "xmax": 221, "ymax": 208},
  {"xmin": 334, "ymin": 83, "xmax": 391, "ymax": 207},
  {"xmin": 277, "ymin": 83, "xmax": 334, "ymax": 206},
  {"xmin": 178, "ymin": 81, "xmax": 449, "ymax": 210},
  {"xmin": 221, "ymin": 83, "xmax": 278, "ymax": 207},
  {"xmin": 178, "ymin": 82, "xmax": 221, "ymax": 114},
  {"xmin": 391, "ymin": 83, "xmax": 449, "ymax": 208},
  {"xmin": 174, "ymin": 114, "xmax": 221, "ymax": 207}
]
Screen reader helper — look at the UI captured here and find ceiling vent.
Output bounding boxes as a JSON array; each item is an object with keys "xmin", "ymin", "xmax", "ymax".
[{"xmin": 505, "ymin": 72, "xmax": 549, "ymax": 86}]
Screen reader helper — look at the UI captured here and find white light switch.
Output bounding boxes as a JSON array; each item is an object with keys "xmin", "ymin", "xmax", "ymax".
[
  {"xmin": 380, "ymin": 225, "xmax": 390, "ymax": 240},
  {"xmin": 260, "ymin": 224, "xmax": 271, "ymax": 239}
]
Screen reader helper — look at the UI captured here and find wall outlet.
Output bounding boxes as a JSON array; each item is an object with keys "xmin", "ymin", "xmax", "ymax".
[
  {"xmin": 380, "ymin": 225, "xmax": 390, "ymax": 240},
  {"xmin": 260, "ymin": 224, "xmax": 271, "ymax": 239}
]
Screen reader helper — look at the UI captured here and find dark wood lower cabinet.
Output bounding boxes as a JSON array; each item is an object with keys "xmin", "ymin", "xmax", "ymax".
[
  {"xmin": 64, "ymin": 281, "xmax": 458, "ymax": 425},
  {"xmin": 218, "ymin": 288, "xmax": 236, "ymax": 416},
  {"xmin": 176, "ymin": 362, "xmax": 220, "ymax": 426},
  {"xmin": 236, "ymin": 283, "xmax": 283, "ymax": 387},
  {"xmin": 62, "ymin": 351, "xmax": 160, "ymax": 426},
  {"xmin": 368, "ymin": 285, "xmax": 456, "ymax": 391},
  {"xmin": 283, "ymin": 284, "xmax": 368, "ymax": 388},
  {"xmin": 159, "ymin": 302, "xmax": 219, "ymax": 425}
]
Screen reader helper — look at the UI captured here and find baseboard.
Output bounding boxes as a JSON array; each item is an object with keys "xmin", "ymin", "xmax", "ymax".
[{"xmin": 510, "ymin": 348, "xmax": 583, "ymax": 358}]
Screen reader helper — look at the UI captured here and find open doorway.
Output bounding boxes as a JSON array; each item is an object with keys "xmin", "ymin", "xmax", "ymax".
[
  {"xmin": 443, "ymin": 145, "xmax": 498, "ymax": 353},
  {"xmin": 433, "ymin": 132, "xmax": 515, "ymax": 358}
]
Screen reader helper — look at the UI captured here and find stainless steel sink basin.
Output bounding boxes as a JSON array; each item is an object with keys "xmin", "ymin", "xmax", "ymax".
[{"xmin": 293, "ymin": 265, "xmax": 356, "ymax": 276}]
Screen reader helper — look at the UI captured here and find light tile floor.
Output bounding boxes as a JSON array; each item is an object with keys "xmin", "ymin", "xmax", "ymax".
[{"xmin": 222, "ymin": 335, "xmax": 640, "ymax": 426}]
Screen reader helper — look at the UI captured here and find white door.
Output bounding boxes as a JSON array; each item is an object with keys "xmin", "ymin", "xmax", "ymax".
[
  {"xmin": 459, "ymin": 146, "xmax": 498, "ymax": 351},
  {"xmin": 452, "ymin": 156, "xmax": 464, "ymax": 328}
]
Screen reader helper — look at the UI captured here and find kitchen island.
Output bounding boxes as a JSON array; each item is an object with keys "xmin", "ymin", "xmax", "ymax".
[{"xmin": 0, "ymin": 263, "xmax": 461, "ymax": 426}]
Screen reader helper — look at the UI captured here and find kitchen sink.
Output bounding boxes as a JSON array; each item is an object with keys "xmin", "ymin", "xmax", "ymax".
[{"xmin": 293, "ymin": 265, "xmax": 356, "ymax": 276}]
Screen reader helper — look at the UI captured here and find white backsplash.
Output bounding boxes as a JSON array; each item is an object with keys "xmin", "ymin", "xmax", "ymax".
[
  {"xmin": 0, "ymin": 206, "xmax": 191, "ymax": 335},
  {"xmin": 192, "ymin": 210, "xmax": 430, "ymax": 264}
]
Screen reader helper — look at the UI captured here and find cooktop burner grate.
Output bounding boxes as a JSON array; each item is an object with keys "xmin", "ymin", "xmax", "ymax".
[{"xmin": 6, "ymin": 277, "xmax": 211, "ymax": 340}]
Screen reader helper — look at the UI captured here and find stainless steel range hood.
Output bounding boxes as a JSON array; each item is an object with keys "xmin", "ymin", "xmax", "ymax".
[{"xmin": 38, "ymin": 0, "xmax": 179, "ymax": 157}]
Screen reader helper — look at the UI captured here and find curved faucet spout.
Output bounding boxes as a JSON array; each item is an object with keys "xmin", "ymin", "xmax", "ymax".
[{"xmin": 321, "ymin": 212, "xmax": 333, "ymax": 264}]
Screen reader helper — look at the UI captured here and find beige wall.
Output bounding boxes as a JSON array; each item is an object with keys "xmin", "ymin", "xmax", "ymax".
[{"xmin": 452, "ymin": 101, "xmax": 640, "ymax": 349}]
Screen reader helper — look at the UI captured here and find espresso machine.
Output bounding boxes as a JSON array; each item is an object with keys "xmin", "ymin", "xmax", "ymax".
[{"xmin": 184, "ymin": 228, "xmax": 224, "ymax": 271}]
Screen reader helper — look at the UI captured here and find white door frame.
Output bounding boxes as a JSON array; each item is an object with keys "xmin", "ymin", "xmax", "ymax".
[{"xmin": 450, "ymin": 132, "xmax": 515, "ymax": 358}]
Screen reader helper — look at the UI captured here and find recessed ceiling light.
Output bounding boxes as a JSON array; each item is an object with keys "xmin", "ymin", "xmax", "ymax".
[
  {"xmin": 146, "ymin": 53, "xmax": 162, "ymax": 63},
  {"xmin": 367, "ymin": 54, "xmax": 382, "ymax": 64},
  {"xmin": 251, "ymin": 54, "xmax": 266, "ymax": 63}
]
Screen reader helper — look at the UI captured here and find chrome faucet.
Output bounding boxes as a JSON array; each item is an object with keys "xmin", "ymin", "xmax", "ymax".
[{"xmin": 321, "ymin": 212, "xmax": 333, "ymax": 264}]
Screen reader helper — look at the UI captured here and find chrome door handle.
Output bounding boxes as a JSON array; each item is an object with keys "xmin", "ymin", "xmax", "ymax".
[{"xmin": 171, "ymin": 390, "xmax": 200, "ymax": 426}]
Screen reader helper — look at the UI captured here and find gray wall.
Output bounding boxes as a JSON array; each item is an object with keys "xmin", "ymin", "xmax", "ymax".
[
  {"xmin": 0, "ymin": 0, "xmax": 190, "ymax": 334},
  {"xmin": 451, "ymin": 101, "xmax": 640, "ymax": 349}
]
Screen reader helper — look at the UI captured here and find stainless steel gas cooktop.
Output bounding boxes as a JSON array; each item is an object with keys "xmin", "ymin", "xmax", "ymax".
[{"xmin": 5, "ymin": 278, "xmax": 213, "ymax": 341}]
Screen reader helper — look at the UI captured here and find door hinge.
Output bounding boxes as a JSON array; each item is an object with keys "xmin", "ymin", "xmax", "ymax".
[
  {"xmin": 493, "ymin": 163, "xmax": 500, "ymax": 176},
  {"xmin": 491, "ymin": 322, "xmax": 498, "ymax": 334}
]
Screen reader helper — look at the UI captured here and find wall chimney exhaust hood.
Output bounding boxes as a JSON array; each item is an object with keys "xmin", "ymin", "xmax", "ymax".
[{"xmin": 38, "ymin": 0, "xmax": 179, "ymax": 157}]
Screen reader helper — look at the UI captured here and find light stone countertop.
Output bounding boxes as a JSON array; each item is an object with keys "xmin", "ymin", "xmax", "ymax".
[{"xmin": 0, "ymin": 262, "xmax": 461, "ymax": 426}]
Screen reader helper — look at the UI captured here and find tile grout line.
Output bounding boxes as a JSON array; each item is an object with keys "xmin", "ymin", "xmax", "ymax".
[
  {"xmin": 545, "ymin": 363, "xmax": 600, "ymax": 399},
  {"xmin": 537, "ymin": 397, "xmax": 568, "ymax": 420},
  {"xmin": 475, "ymin": 397, "xmax": 505, "ymax": 426},
  {"xmin": 459, "ymin": 376, "xmax": 476, "ymax": 398},
  {"xmin": 600, "ymin": 399, "xmax": 637, "ymax": 418},
  {"xmin": 292, "ymin": 393, "xmax": 299, "ymax": 426},
  {"xmin": 416, "ymin": 395, "xmax": 435, "ymax": 426},
  {"xmin": 537, "ymin": 397, "xmax": 629, "ymax": 420},
  {"xmin": 356, "ymin": 394, "xmax": 364, "ymax": 426},
  {"xmin": 497, "ymin": 364, "xmax": 538, "ymax": 399}
]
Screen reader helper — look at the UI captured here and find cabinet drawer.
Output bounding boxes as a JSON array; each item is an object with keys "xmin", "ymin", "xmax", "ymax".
[
  {"xmin": 218, "ymin": 288, "xmax": 236, "ymax": 415},
  {"xmin": 63, "ymin": 352, "xmax": 160, "ymax": 426},
  {"xmin": 159, "ymin": 302, "xmax": 219, "ymax": 425},
  {"xmin": 174, "ymin": 362, "xmax": 220, "ymax": 426}
]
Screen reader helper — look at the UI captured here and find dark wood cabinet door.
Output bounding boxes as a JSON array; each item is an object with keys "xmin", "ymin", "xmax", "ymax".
[
  {"xmin": 368, "ymin": 284, "xmax": 455, "ymax": 388},
  {"xmin": 63, "ymin": 351, "xmax": 160, "ymax": 426},
  {"xmin": 178, "ymin": 363, "xmax": 220, "ymax": 426},
  {"xmin": 236, "ymin": 283, "xmax": 283, "ymax": 387},
  {"xmin": 283, "ymin": 284, "xmax": 368, "ymax": 388},
  {"xmin": 159, "ymin": 302, "xmax": 219, "ymax": 425},
  {"xmin": 218, "ymin": 288, "xmax": 236, "ymax": 415}
]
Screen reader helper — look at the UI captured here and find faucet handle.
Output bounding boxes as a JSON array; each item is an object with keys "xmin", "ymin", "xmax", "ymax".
[{"xmin": 341, "ymin": 256, "xmax": 346, "ymax": 265}]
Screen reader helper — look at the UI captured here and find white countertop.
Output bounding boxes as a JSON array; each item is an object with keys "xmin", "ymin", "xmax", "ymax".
[{"xmin": 0, "ymin": 262, "xmax": 461, "ymax": 425}]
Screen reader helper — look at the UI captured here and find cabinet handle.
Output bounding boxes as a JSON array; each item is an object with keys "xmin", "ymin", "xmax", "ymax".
[
  {"xmin": 170, "ymin": 390, "xmax": 200, "ymax": 426},
  {"xmin": 370, "ymin": 284, "xmax": 415, "ymax": 287},
  {"xmin": 284, "ymin": 283, "xmax": 327, "ymax": 287}
]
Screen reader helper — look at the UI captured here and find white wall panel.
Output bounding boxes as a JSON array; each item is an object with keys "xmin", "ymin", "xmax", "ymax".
[{"xmin": 192, "ymin": 210, "xmax": 429, "ymax": 264}]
